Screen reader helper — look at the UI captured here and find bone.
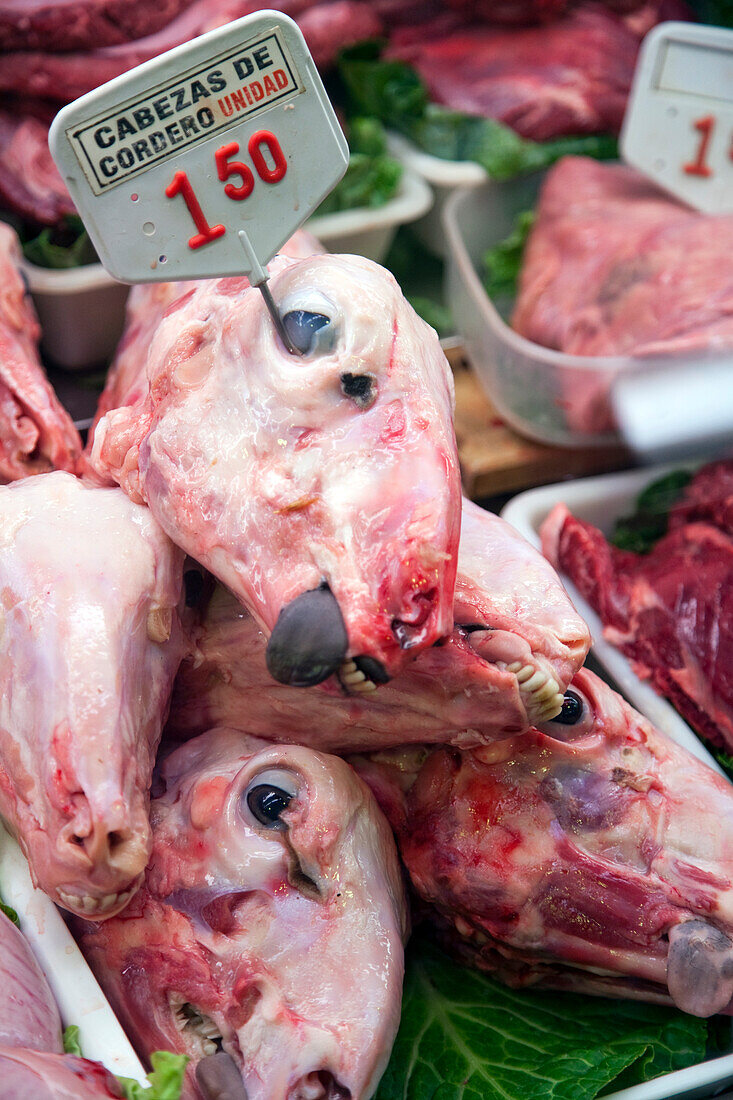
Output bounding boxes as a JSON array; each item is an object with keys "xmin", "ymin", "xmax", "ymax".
[
  {"xmin": 667, "ymin": 920, "xmax": 733, "ymax": 1017},
  {"xmin": 195, "ymin": 1052, "xmax": 249, "ymax": 1100},
  {"xmin": 266, "ymin": 586, "xmax": 348, "ymax": 687}
]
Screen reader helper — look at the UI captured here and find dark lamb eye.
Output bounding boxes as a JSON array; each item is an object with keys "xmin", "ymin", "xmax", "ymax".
[
  {"xmin": 282, "ymin": 310, "xmax": 331, "ymax": 355},
  {"xmin": 246, "ymin": 784, "xmax": 293, "ymax": 828},
  {"xmin": 341, "ymin": 372, "xmax": 376, "ymax": 410},
  {"xmin": 550, "ymin": 689, "xmax": 584, "ymax": 726}
]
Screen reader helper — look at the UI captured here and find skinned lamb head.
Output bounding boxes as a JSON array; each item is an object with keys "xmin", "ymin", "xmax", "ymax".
[
  {"xmin": 90, "ymin": 253, "xmax": 461, "ymax": 687},
  {"xmin": 77, "ymin": 726, "xmax": 408, "ymax": 1100},
  {"xmin": 0, "ymin": 471, "xmax": 187, "ymax": 919},
  {"xmin": 354, "ymin": 668, "xmax": 733, "ymax": 1017}
]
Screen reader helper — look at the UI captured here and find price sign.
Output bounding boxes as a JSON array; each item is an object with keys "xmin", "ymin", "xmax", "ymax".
[
  {"xmin": 49, "ymin": 11, "xmax": 349, "ymax": 285},
  {"xmin": 621, "ymin": 21, "xmax": 733, "ymax": 213}
]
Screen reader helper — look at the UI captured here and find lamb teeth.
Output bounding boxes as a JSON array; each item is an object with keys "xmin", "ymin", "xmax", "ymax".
[
  {"xmin": 514, "ymin": 664, "xmax": 536, "ymax": 684},
  {"xmin": 338, "ymin": 660, "xmax": 377, "ymax": 695}
]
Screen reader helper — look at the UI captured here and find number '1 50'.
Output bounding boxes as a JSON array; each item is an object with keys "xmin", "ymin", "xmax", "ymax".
[{"xmin": 165, "ymin": 130, "xmax": 287, "ymax": 250}]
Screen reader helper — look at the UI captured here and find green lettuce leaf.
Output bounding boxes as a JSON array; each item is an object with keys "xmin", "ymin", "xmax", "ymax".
[
  {"xmin": 611, "ymin": 470, "xmax": 693, "ymax": 554},
  {"xmin": 116, "ymin": 1052, "xmax": 189, "ymax": 1100},
  {"xmin": 316, "ymin": 116, "xmax": 403, "ymax": 215},
  {"xmin": 0, "ymin": 890, "xmax": 19, "ymax": 926},
  {"xmin": 62, "ymin": 1025, "xmax": 83, "ymax": 1056},
  {"xmin": 483, "ymin": 210, "xmax": 535, "ymax": 300},
  {"xmin": 22, "ymin": 215, "xmax": 98, "ymax": 269},
  {"xmin": 337, "ymin": 47, "xmax": 618, "ymax": 180},
  {"xmin": 375, "ymin": 938, "xmax": 709, "ymax": 1100}
]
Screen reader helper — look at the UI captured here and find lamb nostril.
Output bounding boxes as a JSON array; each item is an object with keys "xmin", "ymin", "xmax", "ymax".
[
  {"xmin": 195, "ymin": 1051, "xmax": 248, "ymax": 1099},
  {"xmin": 295, "ymin": 1071, "xmax": 351, "ymax": 1100},
  {"xmin": 266, "ymin": 585, "xmax": 348, "ymax": 687}
]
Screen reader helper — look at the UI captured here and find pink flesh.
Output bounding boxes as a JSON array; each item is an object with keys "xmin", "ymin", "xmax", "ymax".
[
  {"xmin": 353, "ymin": 668, "xmax": 733, "ymax": 1010},
  {"xmin": 0, "ymin": 911, "xmax": 62, "ymax": 1052},
  {"xmin": 541, "ymin": 463, "xmax": 733, "ymax": 753},
  {"xmin": 386, "ymin": 5, "xmax": 640, "ymax": 140},
  {"xmin": 0, "ymin": 0, "xmax": 196, "ymax": 51},
  {"xmin": 0, "ymin": 224, "xmax": 81, "ymax": 478},
  {"xmin": 0, "ymin": 1048, "xmax": 124, "ymax": 1099},
  {"xmin": 512, "ymin": 157, "xmax": 733, "ymax": 431},
  {"xmin": 0, "ymin": 0, "xmax": 382, "ymax": 100},
  {"xmin": 169, "ymin": 499, "xmax": 589, "ymax": 748},
  {"xmin": 0, "ymin": 472, "xmax": 187, "ymax": 917},
  {"xmin": 85, "ymin": 228, "xmax": 325, "ymax": 472},
  {"xmin": 77, "ymin": 727, "xmax": 407, "ymax": 1100},
  {"xmin": 91, "ymin": 253, "xmax": 461, "ymax": 677}
]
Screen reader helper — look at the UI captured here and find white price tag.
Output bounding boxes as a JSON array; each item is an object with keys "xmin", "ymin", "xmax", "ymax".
[
  {"xmin": 621, "ymin": 21, "xmax": 733, "ymax": 214},
  {"xmin": 49, "ymin": 10, "xmax": 348, "ymax": 284}
]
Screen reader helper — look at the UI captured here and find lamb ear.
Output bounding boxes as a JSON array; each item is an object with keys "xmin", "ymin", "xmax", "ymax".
[{"xmin": 89, "ymin": 402, "xmax": 153, "ymax": 504}]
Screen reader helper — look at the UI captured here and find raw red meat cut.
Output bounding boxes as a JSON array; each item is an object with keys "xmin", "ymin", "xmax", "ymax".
[
  {"xmin": 514, "ymin": 157, "xmax": 733, "ymax": 358},
  {"xmin": 541, "ymin": 461, "xmax": 733, "ymax": 753},
  {"xmin": 386, "ymin": 5, "xmax": 642, "ymax": 140},
  {"xmin": 443, "ymin": 0, "xmax": 570, "ymax": 24},
  {"xmin": 0, "ymin": 0, "xmax": 196, "ymax": 51},
  {"xmin": 0, "ymin": 108, "xmax": 75, "ymax": 224},
  {"xmin": 0, "ymin": 0, "xmax": 382, "ymax": 101},
  {"xmin": 354, "ymin": 668, "xmax": 733, "ymax": 1015},
  {"xmin": 0, "ymin": 1048, "xmax": 125, "ymax": 1098},
  {"xmin": 0, "ymin": 223, "xmax": 81, "ymax": 481}
]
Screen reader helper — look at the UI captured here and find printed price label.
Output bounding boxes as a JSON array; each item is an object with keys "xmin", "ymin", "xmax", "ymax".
[
  {"xmin": 49, "ymin": 11, "xmax": 348, "ymax": 283},
  {"xmin": 621, "ymin": 21, "xmax": 733, "ymax": 214}
]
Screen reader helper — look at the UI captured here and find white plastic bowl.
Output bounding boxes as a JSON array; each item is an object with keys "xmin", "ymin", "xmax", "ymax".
[
  {"xmin": 386, "ymin": 132, "xmax": 485, "ymax": 257},
  {"xmin": 21, "ymin": 259, "xmax": 130, "ymax": 373},
  {"xmin": 308, "ymin": 165, "xmax": 433, "ymax": 262},
  {"xmin": 442, "ymin": 180, "xmax": 687, "ymax": 450}
]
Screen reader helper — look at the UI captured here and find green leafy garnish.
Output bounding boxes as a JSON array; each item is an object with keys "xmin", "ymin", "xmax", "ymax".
[
  {"xmin": 316, "ymin": 116, "xmax": 403, "ymax": 215},
  {"xmin": 376, "ymin": 938, "xmax": 710, "ymax": 1100},
  {"xmin": 0, "ymin": 889, "xmax": 19, "ymax": 926},
  {"xmin": 62, "ymin": 1024, "xmax": 83, "ymax": 1056},
  {"xmin": 116, "ymin": 1051, "xmax": 189, "ymax": 1100},
  {"xmin": 22, "ymin": 214, "xmax": 98, "ymax": 269},
  {"xmin": 611, "ymin": 470, "xmax": 693, "ymax": 554},
  {"xmin": 483, "ymin": 210, "xmax": 535, "ymax": 300},
  {"xmin": 337, "ymin": 45, "xmax": 618, "ymax": 180}
]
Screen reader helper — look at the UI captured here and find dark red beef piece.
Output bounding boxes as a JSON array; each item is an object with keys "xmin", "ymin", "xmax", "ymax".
[
  {"xmin": 0, "ymin": 108, "xmax": 75, "ymax": 224},
  {"xmin": 541, "ymin": 463, "xmax": 733, "ymax": 753},
  {"xmin": 0, "ymin": 0, "xmax": 381, "ymax": 102},
  {"xmin": 0, "ymin": 0, "xmax": 196, "ymax": 52}
]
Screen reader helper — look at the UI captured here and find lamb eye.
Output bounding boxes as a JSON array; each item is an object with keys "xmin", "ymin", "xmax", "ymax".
[
  {"xmin": 246, "ymin": 785, "xmax": 292, "ymax": 827},
  {"xmin": 550, "ymin": 690, "xmax": 584, "ymax": 726},
  {"xmin": 244, "ymin": 768, "xmax": 298, "ymax": 829},
  {"xmin": 282, "ymin": 310, "xmax": 332, "ymax": 355},
  {"xmin": 341, "ymin": 372, "xmax": 376, "ymax": 410}
]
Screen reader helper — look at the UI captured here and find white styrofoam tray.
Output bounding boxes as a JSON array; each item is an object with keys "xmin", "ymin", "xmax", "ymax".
[
  {"xmin": 502, "ymin": 463, "xmax": 733, "ymax": 1099},
  {"xmin": 0, "ymin": 823, "xmax": 147, "ymax": 1085},
  {"xmin": 18, "ymin": 168, "xmax": 432, "ymax": 373},
  {"xmin": 386, "ymin": 132, "xmax": 485, "ymax": 257}
]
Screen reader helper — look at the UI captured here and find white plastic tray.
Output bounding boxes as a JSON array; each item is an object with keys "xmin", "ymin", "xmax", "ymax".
[
  {"xmin": 502, "ymin": 463, "xmax": 733, "ymax": 1099},
  {"xmin": 501, "ymin": 463, "xmax": 720, "ymax": 774},
  {"xmin": 0, "ymin": 823, "xmax": 147, "ymax": 1084},
  {"xmin": 386, "ymin": 132, "xmax": 485, "ymax": 257}
]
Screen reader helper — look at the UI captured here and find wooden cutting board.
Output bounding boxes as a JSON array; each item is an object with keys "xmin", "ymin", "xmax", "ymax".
[{"xmin": 445, "ymin": 341, "xmax": 632, "ymax": 500}]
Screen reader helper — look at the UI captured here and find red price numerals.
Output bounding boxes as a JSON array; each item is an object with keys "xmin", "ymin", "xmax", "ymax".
[
  {"xmin": 684, "ymin": 114, "xmax": 715, "ymax": 178},
  {"xmin": 165, "ymin": 130, "xmax": 288, "ymax": 251}
]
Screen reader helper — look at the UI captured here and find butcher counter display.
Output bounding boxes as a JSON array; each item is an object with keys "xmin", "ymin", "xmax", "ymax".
[{"xmin": 1, "ymin": 199, "xmax": 733, "ymax": 1099}]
